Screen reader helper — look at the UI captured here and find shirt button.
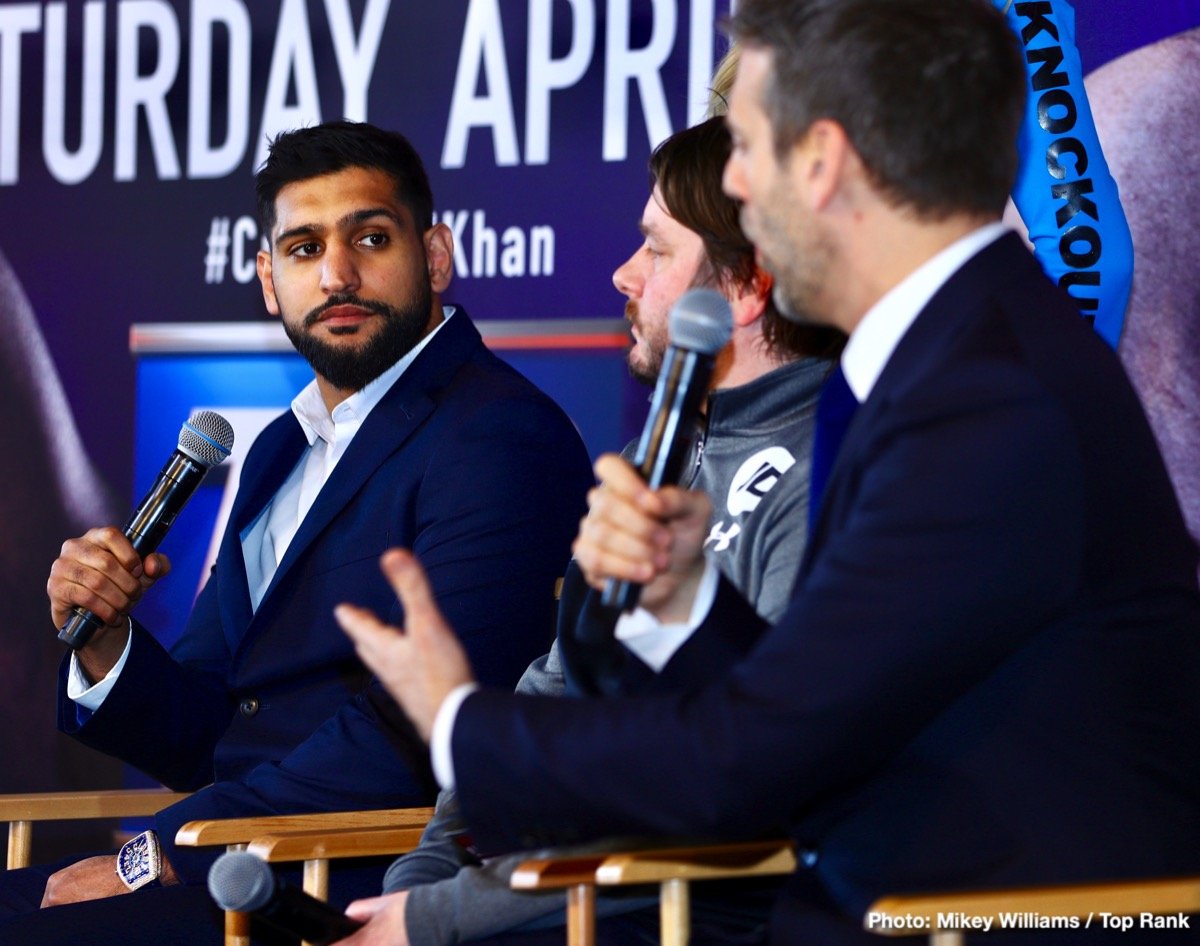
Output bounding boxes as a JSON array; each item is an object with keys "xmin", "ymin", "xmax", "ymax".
[
  {"xmin": 800, "ymin": 848, "xmax": 818, "ymax": 868},
  {"xmin": 239, "ymin": 697, "xmax": 260, "ymax": 717}
]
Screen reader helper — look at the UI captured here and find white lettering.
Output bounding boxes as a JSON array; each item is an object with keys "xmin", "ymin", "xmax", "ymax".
[
  {"xmin": 500, "ymin": 225, "xmax": 525, "ymax": 277},
  {"xmin": 231, "ymin": 215, "xmax": 259, "ymax": 284},
  {"xmin": 442, "ymin": 0, "xmax": 519, "ymax": 169},
  {"xmin": 530, "ymin": 224, "xmax": 554, "ymax": 275},
  {"xmin": 115, "ymin": 0, "xmax": 182, "ymax": 182},
  {"xmin": 0, "ymin": 4, "xmax": 41, "ymax": 185},
  {"xmin": 686, "ymin": 0, "xmax": 715, "ymax": 125},
  {"xmin": 323, "ymin": 0, "xmax": 391, "ymax": 121},
  {"xmin": 602, "ymin": 0, "xmax": 674, "ymax": 161},
  {"xmin": 188, "ymin": 0, "xmax": 251, "ymax": 179},
  {"xmin": 472, "ymin": 209, "xmax": 497, "ymax": 277},
  {"xmin": 43, "ymin": 2, "xmax": 104, "ymax": 185},
  {"xmin": 525, "ymin": 0, "xmax": 594, "ymax": 165},
  {"xmin": 440, "ymin": 210, "xmax": 470, "ymax": 277},
  {"xmin": 438, "ymin": 209, "xmax": 555, "ymax": 279},
  {"xmin": 255, "ymin": 0, "xmax": 323, "ymax": 169}
]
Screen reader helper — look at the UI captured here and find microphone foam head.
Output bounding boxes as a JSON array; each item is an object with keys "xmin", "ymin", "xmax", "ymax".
[
  {"xmin": 669, "ymin": 288, "xmax": 733, "ymax": 355},
  {"xmin": 179, "ymin": 410, "xmax": 235, "ymax": 467},
  {"xmin": 208, "ymin": 851, "xmax": 274, "ymax": 912}
]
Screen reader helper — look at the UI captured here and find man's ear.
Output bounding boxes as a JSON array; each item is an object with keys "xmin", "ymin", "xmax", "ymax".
[
  {"xmin": 792, "ymin": 118, "xmax": 852, "ymax": 211},
  {"xmin": 257, "ymin": 250, "xmax": 280, "ymax": 316},
  {"xmin": 424, "ymin": 223, "xmax": 455, "ymax": 293},
  {"xmin": 727, "ymin": 267, "xmax": 772, "ymax": 328}
]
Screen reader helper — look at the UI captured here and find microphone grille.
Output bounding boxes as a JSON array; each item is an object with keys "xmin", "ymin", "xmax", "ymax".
[
  {"xmin": 669, "ymin": 288, "xmax": 733, "ymax": 355},
  {"xmin": 178, "ymin": 410, "xmax": 235, "ymax": 467},
  {"xmin": 208, "ymin": 851, "xmax": 274, "ymax": 912}
]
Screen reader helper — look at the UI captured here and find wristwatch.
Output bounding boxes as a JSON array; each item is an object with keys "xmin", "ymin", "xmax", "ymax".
[{"xmin": 116, "ymin": 829, "xmax": 162, "ymax": 891}]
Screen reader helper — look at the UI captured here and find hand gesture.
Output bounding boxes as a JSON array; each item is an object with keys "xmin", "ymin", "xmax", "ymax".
[{"xmin": 336, "ymin": 550, "xmax": 474, "ymax": 743}]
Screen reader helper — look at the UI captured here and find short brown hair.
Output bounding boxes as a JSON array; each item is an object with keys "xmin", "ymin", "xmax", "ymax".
[{"xmin": 730, "ymin": 0, "xmax": 1024, "ymax": 220}]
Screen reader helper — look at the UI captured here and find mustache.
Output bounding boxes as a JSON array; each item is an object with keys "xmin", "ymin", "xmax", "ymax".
[
  {"xmin": 302, "ymin": 294, "xmax": 395, "ymax": 329},
  {"xmin": 624, "ymin": 300, "xmax": 638, "ymax": 323}
]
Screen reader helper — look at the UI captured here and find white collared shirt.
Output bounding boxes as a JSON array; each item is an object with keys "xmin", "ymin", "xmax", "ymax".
[
  {"xmin": 840, "ymin": 222, "xmax": 1009, "ymax": 401},
  {"xmin": 69, "ymin": 309, "xmax": 455, "ymax": 710}
]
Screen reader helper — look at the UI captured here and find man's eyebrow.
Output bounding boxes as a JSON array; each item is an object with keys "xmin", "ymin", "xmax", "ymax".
[
  {"xmin": 273, "ymin": 207, "xmax": 408, "ymax": 248},
  {"xmin": 273, "ymin": 223, "xmax": 320, "ymax": 248},
  {"xmin": 340, "ymin": 207, "xmax": 408, "ymax": 230}
]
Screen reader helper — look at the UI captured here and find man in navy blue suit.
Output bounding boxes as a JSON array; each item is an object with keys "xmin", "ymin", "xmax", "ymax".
[
  {"xmin": 338, "ymin": 2, "xmax": 1200, "ymax": 944},
  {"xmin": 1, "ymin": 121, "xmax": 592, "ymax": 944}
]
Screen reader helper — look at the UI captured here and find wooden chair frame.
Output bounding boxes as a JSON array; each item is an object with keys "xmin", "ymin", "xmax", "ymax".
[
  {"xmin": 0, "ymin": 788, "xmax": 191, "ymax": 869},
  {"xmin": 176, "ymin": 805, "xmax": 433, "ymax": 946},
  {"xmin": 511, "ymin": 840, "xmax": 797, "ymax": 946}
]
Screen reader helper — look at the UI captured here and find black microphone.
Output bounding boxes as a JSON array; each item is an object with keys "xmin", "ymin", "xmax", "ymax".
[
  {"xmin": 601, "ymin": 287, "xmax": 732, "ymax": 611},
  {"xmin": 208, "ymin": 851, "xmax": 363, "ymax": 945},
  {"xmin": 57, "ymin": 409, "xmax": 235, "ymax": 650}
]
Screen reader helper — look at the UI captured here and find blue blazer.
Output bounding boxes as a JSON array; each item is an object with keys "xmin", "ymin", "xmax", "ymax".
[
  {"xmin": 449, "ymin": 236, "xmax": 1200, "ymax": 943},
  {"xmin": 58, "ymin": 311, "xmax": 593, "ymax": 883}
]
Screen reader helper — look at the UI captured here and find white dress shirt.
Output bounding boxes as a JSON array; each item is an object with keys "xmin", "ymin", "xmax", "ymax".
[{"xmin": 69, "ymin": 309, "xmax": 455, "ymax": 710}]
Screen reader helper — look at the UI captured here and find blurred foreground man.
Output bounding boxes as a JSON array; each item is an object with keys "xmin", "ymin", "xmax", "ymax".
[{"xmin": 337, "ymin": 3, "xmax": 1200, "ymax": 943}]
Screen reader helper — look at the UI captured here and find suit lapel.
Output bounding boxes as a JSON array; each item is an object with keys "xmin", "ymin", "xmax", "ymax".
[
  {"xmin": 799, "ymin": 233, "xmax": 1024, "ymax": 574},
  {"xmin": 217, "ymin": 417, "xmax": 308, "ymax": 648},
  {"xmin": 250, "ymin": 310, "xmax": 484, "ymax": 625}
]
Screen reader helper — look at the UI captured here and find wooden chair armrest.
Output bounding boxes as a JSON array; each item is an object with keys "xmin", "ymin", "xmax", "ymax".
[
  {"xmin": 865, "ymin": 876, "xmax": 1200, "ymax": 940},
  {"xmin": 245, "ymin": 824, "xmax": 427, "ymax": 864},
  {"xmin": 593, "ymin": 839, "xmax": 796, "ymax": 886},
  {"xmin": 2, "ymin": 788, "xmax": 191, "ymax": 871},
  {"xmin": 511, "ymin": 852, "xmax": 611, "ymax": 892},
  {"xmin": 235, "ymin": 824, "xmax": 427, "ymax": 909},
  {"xmin": 511, "ymin": 840, "xmax": 794, "ymax": 946},
  {"xmin": 174, "ymin": 806, "xmax": 434, "ymax": 849},
  {"xmin": 0, "ymin": 788, "xmax": 191, "ymax": 822}
]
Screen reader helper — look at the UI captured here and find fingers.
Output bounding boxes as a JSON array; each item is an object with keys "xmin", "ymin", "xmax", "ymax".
[
  {"xmin": 143, "ymin": 552, "xmax": 172, "ymax": 581},
  {"xmin": 336, "ymin": 550, "xmax": 474, "ymax": 743},
  {"xmin": 333, "ymin": 602, "xmax": 397, "ymax": 659},
  {"xmin": 378, "ymin": 549, "xmax": 440, "ymax": 630},
  {"xmin": 47, "ymin": 527, "xmax": 148, "ymax": 628},
  {"xmin": 573, "ymin": 454, "xmax": 695, "ymax": 590},
  {"xmin": 344, "ymin": 895, "xmax": 390, "ymax": 921}
]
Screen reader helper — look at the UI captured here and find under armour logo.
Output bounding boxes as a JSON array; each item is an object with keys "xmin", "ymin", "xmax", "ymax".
[{"xmin": 705, "ymin": 521, "xmax": 742, "ymax": 552}]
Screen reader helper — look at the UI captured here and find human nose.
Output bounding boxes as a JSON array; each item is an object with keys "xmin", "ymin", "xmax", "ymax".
[
  {"xmin": 612, "ymin": 250, "xmax": 642, "ymax": 298},
  {"xmin": 320, "ymin": 243, "xmax": 360, "ymax": 294}
]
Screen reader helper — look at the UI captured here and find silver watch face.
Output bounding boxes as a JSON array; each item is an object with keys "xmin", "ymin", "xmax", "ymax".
[{"xmin": 117, "ymin": 831, "xmax": 160, "ymax": 890}]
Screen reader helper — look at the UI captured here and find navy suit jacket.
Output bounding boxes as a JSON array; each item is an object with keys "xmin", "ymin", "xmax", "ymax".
[
  {"xmin": 57, "ymin": 311, "xmax": 593, "ymax": 883},
  {"xmin": 449, "ymin": 236, "xmax": 1200, "ymax": 943}
]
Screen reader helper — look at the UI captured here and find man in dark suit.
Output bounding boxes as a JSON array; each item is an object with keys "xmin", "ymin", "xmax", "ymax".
[
  {"xmin": 337, "ymin": 3, "xmax": 1200, "ymax": 943},
  {"xmin": 1, "ymin": 121, "xmax": 592, "ymax": 944}
]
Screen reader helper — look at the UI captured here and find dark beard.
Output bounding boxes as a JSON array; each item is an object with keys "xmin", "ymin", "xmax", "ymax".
[
  {"xmin": 283, "ymin": 281, "xmax": 433, "ymax": 392},
  {"xmin": 624, "ymin": 300, "xmax": 662, "ymax": 387}
]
